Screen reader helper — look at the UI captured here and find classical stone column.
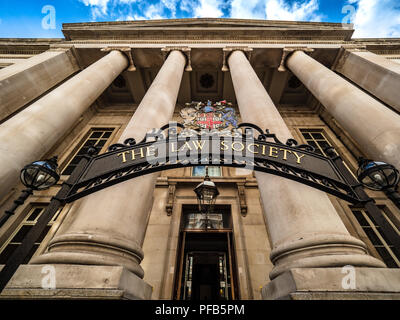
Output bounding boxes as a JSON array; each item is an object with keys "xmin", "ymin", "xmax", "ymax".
[
  {"xmin": 286, "ymin": 50, "xmax": 400, "ymax": 170},
  {"xmin": 32, "ymin": 51, "xmax": 186, "ymax": 289},
  {"xmin": 334, "ymin": 48, "xmax": 400, "ymax": 113},
  {"xmin": 0, "ymin": 48, "xmax": 80, "ymax": 122},
  {"xmin": 228, "ymin": 50, "xmax": 384, "ymax": 282},
  {"xmin": 0, "ymin": 50, "xmax": 128, "ymax": 201}
]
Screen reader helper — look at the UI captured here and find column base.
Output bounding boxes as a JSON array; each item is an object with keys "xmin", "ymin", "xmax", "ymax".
[
  {"xmin": 262, "ymin": 267, "xmax": 400, "ymax": 300},
  {"xmin": 0, "ymin": 264, "xmax": 152, "ymax": 300}
]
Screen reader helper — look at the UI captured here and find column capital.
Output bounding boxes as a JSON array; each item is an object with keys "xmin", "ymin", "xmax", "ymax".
[
  {"xmin": 101, "ymin": 46, "xmax": 136, "ymax": 71},
  {"xmin": 222, "ymin": 46, "xmax": 253, "ymax": 72},
  {"xmin": 161, "ymin": 46, "xmax": 192, "ymax": 71},
  {"xmin": 278, "ymin": 47, "xmax": 314, "ymax": 72}
]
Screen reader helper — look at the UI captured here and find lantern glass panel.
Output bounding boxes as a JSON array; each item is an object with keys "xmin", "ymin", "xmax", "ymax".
[
  {"xmin": 384, "ymin": 168, "xmax": 398, "ymax": 186},
  {"xmin": 370, "ymin": 171, "xmax": 386, "ymax": 187},
  {"xmin": 20, "ymin": 160, "xmax": 59, "ymax": 190},
  {"xmin": 203, "ymin": 188, "xmax": 215, "ymax": 202},
  {"xmin": 361, "ymin": 175, "xmax": 380, "ymax": 190},
  {"xmin": 21, "ymin": 167, "xmax": 38, "ymax": 186},
  {"xmin": 358, "ymin": 160, "xmax": 399, "ymax": 191}
]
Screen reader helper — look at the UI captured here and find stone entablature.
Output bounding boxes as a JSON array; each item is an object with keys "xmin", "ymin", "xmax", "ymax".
[{"xmin": 61, "ymin": 18, "xmax": 354, "ymax": 42}]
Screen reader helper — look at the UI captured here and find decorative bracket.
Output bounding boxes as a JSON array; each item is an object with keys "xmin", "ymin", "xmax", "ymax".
[
  {"xmin": 101, "ymin": 47, "xmax": 136, "ymax": 71},
  {"xmin": 278, "ymin": 47, "xmax": 314, "ymax": 72},
  {"xmin": 331, "ymin": 45, "xmax": 367, "ymax": 71},
  {"xmin": 161, "ymin": 46, "xmax": 192, "ymax": 72},
  {"xmin": 222, "ymin": 46, "xmax": 253, "ymax": 72},
  {"xmin": 236, "ymin": 182, "xmax": 248, "ymax": 216},
  {"xmin": 165, "ymin": 181, "xmax": 177, "ymax": 216},
  {"xmin": 49, "ymin": 45, "xmax": 84, "ymax": 71}
]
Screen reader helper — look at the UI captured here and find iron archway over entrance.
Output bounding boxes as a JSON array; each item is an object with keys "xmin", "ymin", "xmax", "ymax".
[{"xmin": 2, "ymin": 122, "xmax": 400, "ymax": 293}]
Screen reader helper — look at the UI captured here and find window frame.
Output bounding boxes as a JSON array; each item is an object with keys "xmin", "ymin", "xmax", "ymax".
[
  {"xmin": 0, "ymin": 203, "xmax": 64, "ymax": 264},
  {"xmin": 295, "ymin": 126, "xmax": 358, "ymax": 176},
  {"xmin": 60, "ymin": 126, "xmax": 118, "ymax": 177},
  {"xmin": 191, "ymin": 166, "xmax": 222, "ymax": 177},
  {"xmin": 349, "ymin": 204, "xmax": 400, "ymax": 268},
  {"xmin": 299, "ymin": 128, "xmax": 334, "ymax": 157}
]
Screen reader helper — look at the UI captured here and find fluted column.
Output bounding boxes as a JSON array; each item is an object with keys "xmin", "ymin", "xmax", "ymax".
[
  {"xmin": 32, "ymin": 51, "xmax": 186, "ymax": 280},
  {"xmin": 228, "ymin": 50, "xmax": 384, "ymax": 280},
  {"xmin": 287, "ymin": 50, "xmax": 400, "ymax": 170},
  {"xmin": 334, "ymin": 49, "xmax": 400, "ymax": 113},
  {"xmin": 0, "ymin": 50, "xmax": 129, "ymax": 200},
  {"xmin": 0, "ymin": 48, "xmax": 80, "ymax": 122}
]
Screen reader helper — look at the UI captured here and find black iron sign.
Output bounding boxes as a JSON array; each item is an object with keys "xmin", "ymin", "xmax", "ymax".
[{"xmin": 63, "ymin": 123, "xmax": 362, "ymax": 204}]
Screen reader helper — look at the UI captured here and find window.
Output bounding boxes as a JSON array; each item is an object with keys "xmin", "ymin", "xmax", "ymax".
[
  {"xmin": 182, "ymin": 205, "xmax": 232, "ymax": 231},
  {"xmin": 0, "ymin": 205, "xmax": 62, "ymax": 264},
  {"xmin": 62, "ymin": 128, "xmax": 114, "ymax": 175},
  {"xmin": 183, "ymin": 212, "xmax": 231, "ymax": 230},
  {"xmin": 300, "ymin": 128, "xmax": 358, "ymax": 177},
  {"xmin": 192, "ymin": 166, "xmax": 221, "ymax": 177},
  {"xmin": 351, "ymin": 206, "xmax": 400, "ymax": 268},
  {"xmin": 300, "ymin": 129, "xmax": 333, "ymax": 156}
]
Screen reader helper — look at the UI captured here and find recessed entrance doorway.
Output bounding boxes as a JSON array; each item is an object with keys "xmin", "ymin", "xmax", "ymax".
[{"xmin": 174, "ymin": 205, "xmax": 238, "ymax": 300}]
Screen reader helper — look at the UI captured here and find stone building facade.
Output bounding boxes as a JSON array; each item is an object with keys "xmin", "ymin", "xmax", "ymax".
[{"xmin": 0, "ymin": 18, "xmax": 399, "ymax": 300}]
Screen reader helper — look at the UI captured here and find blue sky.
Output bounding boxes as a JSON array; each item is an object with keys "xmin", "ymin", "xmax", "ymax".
[{"xmin": 0, "ymin": 0, "xmax": 399, "ymax": 38}]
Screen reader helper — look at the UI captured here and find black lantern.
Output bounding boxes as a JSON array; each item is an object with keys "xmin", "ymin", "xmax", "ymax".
[
  {"xmin": 20, "ymin": 157, "xmax": 60, "ymax": 190},
  {"xmin": 194, "ymin": 167, "xmax": 219, "ymax": 229},
  {"xmin": 357, "ymin": 159, "xmax": 399, "ymax": 191},
  {"xmin": 0, "ymin": 157, "xmax": 60, "ymax": 228},
  {"xmin": 357, "ymin": 158, "xmax": 400, "ymax": 210}
]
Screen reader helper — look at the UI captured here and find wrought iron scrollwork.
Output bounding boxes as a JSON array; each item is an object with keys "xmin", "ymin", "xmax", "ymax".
[
  {"xmin": 285, "ymin": 138, "xmax": 316, "ymax": 152},
  {"xmin": 108, "ymin": 123, "xmax": 315, "ymax": 149},
  {"xmin": 108, "ymin": 138, "xmax": 137, "ymax": 152},
  {"xmin": 238, "ymin": 123, "xmax": 315, "ymax": 152}
]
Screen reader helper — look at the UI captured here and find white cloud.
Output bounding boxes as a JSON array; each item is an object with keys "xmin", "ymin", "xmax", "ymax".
[
  {"xmin": 161, "ymin": 0, "xmax": 179, "ymax": 17},
  {"xmin": 143, "ymin": 3, "xmax": 165, "ymax": 19},
  {"xmin": 81, "ymin": 0, "xmax": 110, "ymax": 15},
  {"xmin": 265, "ymin": 0, "xmax": 322, "ymax": 21},
  {"xmin": 80, "ymin": 0, "xmax": 111, "ymax": 19},
  {"xmin": 180, "ymin": 0, "xmax": 194, "ymax": 13},
  {"xmin": 230, "ymin": 0, "xmax": 266, "ymax": 19},
  {"xmin": 194, "ymin": 0, "xmax": 225, "ymax": 18},
  {"xmin": 230, "ymin": 0, "xmax": 322, "ymax": 21},
  {"xmin": 347, "ymin": 0, "xmax": 400, "ymax": 38},
  {"xmin": 125, "ymin": 3, "xmax": 166, "ymax": 20},
  {"xmin": 78, "ymin": 0, "xmax": 326, "ymax": 23}
]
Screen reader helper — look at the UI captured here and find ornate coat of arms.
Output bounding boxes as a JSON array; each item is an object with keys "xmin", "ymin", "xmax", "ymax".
[{"xmin": 180, "ymin": 100, "xmax": 238, "ymax": 130}]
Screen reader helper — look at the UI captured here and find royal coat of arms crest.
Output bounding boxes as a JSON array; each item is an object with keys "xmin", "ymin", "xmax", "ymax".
[{"xmin": 180, "ymin": 100, "xmax": 238, "ymax": 130}]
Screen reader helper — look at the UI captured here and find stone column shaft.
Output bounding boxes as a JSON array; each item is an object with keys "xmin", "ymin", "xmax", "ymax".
[
  {"xmin": 228, "ymin": 50, "xmax": 384, "ymax": 280},
  {"xmin": 0, "ymin": 49, "xmax": 80, "ymax": 122},
  {"xmin": 334, "ymin": 49, "xmax": 400, "ymax": 113},
  {"xmin": 287, "ymin": 50, "xmax": 400, "ymax": 170},
  {"xmin": 32, "ymin": 51, "xmax": 186, "ymax": 279},
  {"xmin": 0, "ymin": 50, "xmax": 128, "ymax": 200}
]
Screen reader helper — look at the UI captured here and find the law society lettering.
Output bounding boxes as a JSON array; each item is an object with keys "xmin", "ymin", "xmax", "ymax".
[{"xmin": 61, "ymin": 123, "xmax": 364, "ymax": 204}]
